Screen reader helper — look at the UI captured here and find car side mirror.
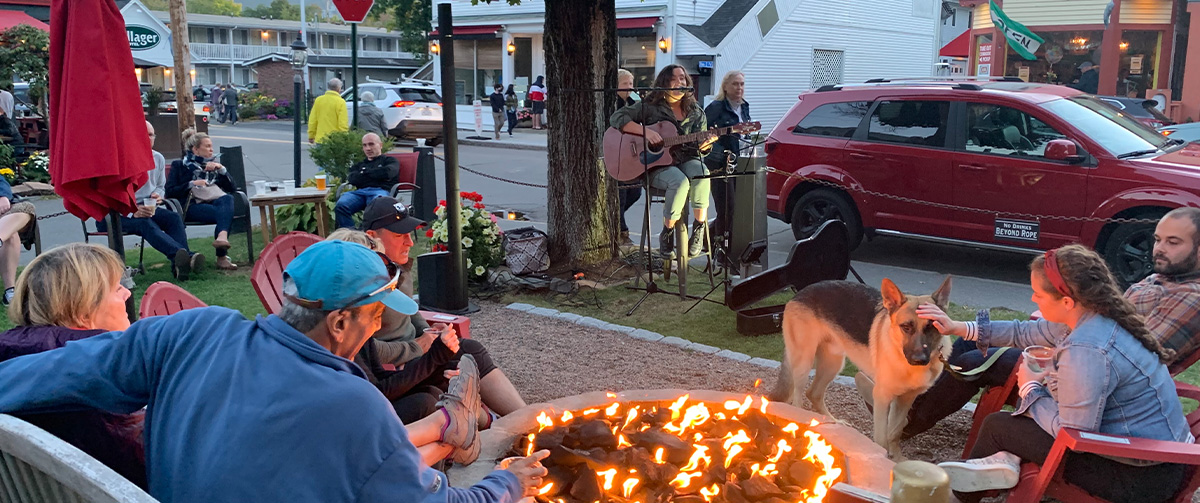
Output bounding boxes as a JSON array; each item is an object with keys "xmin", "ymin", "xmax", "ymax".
[{"xmin": 1045, "ymin": 139, "xmax": 1086, "ymax": 164}]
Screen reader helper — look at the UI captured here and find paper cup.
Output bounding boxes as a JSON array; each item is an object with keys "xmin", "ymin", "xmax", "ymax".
[
  {"xmin": 284, "ymin": 181, "xmax": 296, "ymax": 196},
  {"xmin": 1022, "ymin": 345, "xmax": 1055, "ymax": 374},
  {"xmin": 253, "ymin": 180, "xmax": 267, "ymax": 195}
]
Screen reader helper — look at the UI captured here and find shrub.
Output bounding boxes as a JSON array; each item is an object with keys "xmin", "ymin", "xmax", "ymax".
[
  {"xmin": 16, "ymin": 150, "xmax": 48, "ymax": 183},
  {"xmin": 308, "ymin": 128, "xmax": 394, "ymax": 182},
  {"xmin": 238, "ymin": 91, "xmax": 292, "ymax": 120},
  {"xmin": 274, "ymin": 176, "xmax": 339, "ymax": 234}
]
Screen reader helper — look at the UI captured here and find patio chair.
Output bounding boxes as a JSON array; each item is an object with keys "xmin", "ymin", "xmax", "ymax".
[
  {"xmin": 333, "ymin": 152, "xmax": 420, "ymax": 204},
  {"xmin": 251, "ymin": 231, "xmax": 470, "ymax": 338},
  {"xmin": 161, "ymin": 146, "xmax": 255, "ymax": 265},
  {"xmin": 138, "ymin": 281, "xmax": 207, "ymax": 318},
  {"xmin": 81, "ymin": 216, "xmax": 146, "ymax": 275},
  {"xmin": 1003, "ymin": 380, "xmax": 1200, "ymax": 503},
  {"xmin": 0, "ymin": 414, "xmax": 157, "ymax": 502}
]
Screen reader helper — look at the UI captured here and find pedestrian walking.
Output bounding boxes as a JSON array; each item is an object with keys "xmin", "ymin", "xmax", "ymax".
[
  {"xmin": 504, "ymin": 85, "xmax": 518, "ymax": 136},
  {"xmin": 222, "ymin": 85, "xmax": 239, "ymax": 125},
  {"xmin": 529, "ymin": 76, "xmax": 546, "ymax": 130},
  {"xmin": 309, "ymin": 78, "xmax": 349, "ymax": 144},
  {"xmin": 488, "ymin": 84, "xmax": 505, "ymax": 140}
]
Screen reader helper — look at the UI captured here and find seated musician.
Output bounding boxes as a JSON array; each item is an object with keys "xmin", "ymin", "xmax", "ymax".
[{"xmin": 610, "ymin": 64, "xmax": 716, "ymax": 259}]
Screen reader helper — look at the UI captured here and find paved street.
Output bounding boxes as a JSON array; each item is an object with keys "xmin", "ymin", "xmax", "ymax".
[{"xmin": 23, "ymin": 120, "xmax": 1036, "ymax": 312}]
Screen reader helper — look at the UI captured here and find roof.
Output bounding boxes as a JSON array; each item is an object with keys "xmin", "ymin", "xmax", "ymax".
[
  {"xmin": 678, "ymin": 0, "xmax": 757, "ymax": 47},
  {"xmin": 0, "ymin": 9, "xmax": 45, "ymax": 31},
  {"xmin": 148, "ymin": 10, "xmax": 399, "ymax": 37},
  {"xmin": 242, "ymin": 53, "xmax": 292, "ymax": 66},
  {"xmin": 306, "ymin": 54, "xmax": 421, "ymax": 70},
  {"xmin": 940, "ymin": 30, "xmax": 969, "ymax": 58}
]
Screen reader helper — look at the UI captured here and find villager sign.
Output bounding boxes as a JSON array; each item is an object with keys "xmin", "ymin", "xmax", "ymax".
[
  {"xmin": 994, "ymin": 217, "xmax": 1040, "ymax": 244},
  {"xmin": 127, "ymin": 25, "xmax": 160, "ymax": 50},
  {"xmin": 989, "ymin": 0, "xmax": 1043, "ymax": 60}
]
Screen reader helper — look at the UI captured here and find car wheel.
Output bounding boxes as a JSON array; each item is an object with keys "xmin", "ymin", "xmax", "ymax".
[
  {"xmin": 1101, "ymin": 217, "xmax": 1160, "ymax": 289},
  {"xmin": 790, "ymin": 188, "xmax": 862, "ymax": 250},
  {"xmin": 426, "ymin": 138, "xmax": 442, "ymax": 147}
]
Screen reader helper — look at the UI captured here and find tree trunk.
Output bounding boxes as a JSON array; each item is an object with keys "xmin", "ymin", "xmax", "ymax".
[
  {"xmin": 168, "ymin": 0, "xmax": 196, "ymax": 134},
  {"xmin": 544, "ymin": 0, "xmax": 618, "ymax": 267}
]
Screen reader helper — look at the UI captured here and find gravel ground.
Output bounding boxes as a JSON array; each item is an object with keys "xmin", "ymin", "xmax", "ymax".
[{"xmin": 469, "ymin": 302, "xmax": 972, "ymax": 464}]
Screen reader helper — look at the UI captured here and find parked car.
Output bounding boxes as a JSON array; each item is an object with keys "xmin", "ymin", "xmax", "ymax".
[
  {"xmin": 766, "ymin": 78, "xmax": 1195, "ymax": 286},
  {"xmin": 11, "ymin": 83, "xmax": 40, "ymax": 119},
  {"xmin": 1159, "ymin": 122, "xmax": 1200, "ymax": 143},
  {"xmin": 341, "ymin": 82, "xmax": 443, "ymax": 145},
  {"xmin": 141, "ymin": 84, "xmax": 208, "ymax": 122},
  {"xmin": 1096, "ymin": 95, "xmax": 1174, "ymax": 129}
]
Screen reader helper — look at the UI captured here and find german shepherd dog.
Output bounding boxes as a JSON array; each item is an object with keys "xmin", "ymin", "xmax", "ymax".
[{"xmin": 769, "ymin": 277, "xmax": 952, "ymax": 460}]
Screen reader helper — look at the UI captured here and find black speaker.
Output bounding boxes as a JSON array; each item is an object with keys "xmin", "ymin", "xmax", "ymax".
[
  {"xmin": 729, "ymin": 154, "xmax": 768, "ymax": 271},
  {"xmin": 416, "ymin": 251, "xmax": 476, "ymax": 314}
]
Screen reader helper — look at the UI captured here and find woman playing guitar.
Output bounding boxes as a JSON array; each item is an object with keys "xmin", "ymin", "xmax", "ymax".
[{"xmin": 609, "ymin": 64, "xmax": 717, "ymax": 259}]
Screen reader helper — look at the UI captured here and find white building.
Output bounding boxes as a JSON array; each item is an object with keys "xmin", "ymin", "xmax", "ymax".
[{"xmin": 430, "ymin": 0, "xmax": 941, "ymax": 130}]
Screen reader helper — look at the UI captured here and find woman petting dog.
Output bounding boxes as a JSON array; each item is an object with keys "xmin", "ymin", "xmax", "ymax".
[{"xmin": 923, "ymin": 244, "xmax": 1191, "ymax": 503}]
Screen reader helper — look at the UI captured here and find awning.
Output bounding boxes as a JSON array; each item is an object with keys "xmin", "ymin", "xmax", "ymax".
[
  {"xmin": 0, "ymin": 9, "xmax": 47, "ymax": 31},
  {"xmin": 940, "ymin": 30, "xmax": 970, "ymax": 58},
  {"xmin": 428, "ymin": 24, "xmax": 501, "ymax": 40},
  {"xmin": 617, "ymin": 16, "xmax": 659, "ymax": 36}
]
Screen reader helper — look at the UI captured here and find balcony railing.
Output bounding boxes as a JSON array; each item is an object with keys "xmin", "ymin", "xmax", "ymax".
[{"xmin": 190, "ymin": 43, "xmax": 404, "ymax": 63}]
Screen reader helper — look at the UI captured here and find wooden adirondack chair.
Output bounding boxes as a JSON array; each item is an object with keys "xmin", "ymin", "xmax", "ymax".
[{"xmin": 138, "ymin": 282, "xmax": 208, "ymax": 318}]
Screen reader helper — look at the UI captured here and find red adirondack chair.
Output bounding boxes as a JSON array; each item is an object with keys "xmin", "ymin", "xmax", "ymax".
[
  {"xmin": 1004, "ymin": 381, "xmax": 1200, "ymax": 503},
  {"xmin": 250, "ymin": 231, "xmax": 470, "ymax": 338},
  {"xmin": 138, "ymin": 281, "xmax": 207, "ymax": 318},
  {"xmin": 333, "ymin": 152, "xmax": 420, "ymax": 203},
  {"xmin": 250, "ymin": 231, "xmax": 323, "ymax": 315}
]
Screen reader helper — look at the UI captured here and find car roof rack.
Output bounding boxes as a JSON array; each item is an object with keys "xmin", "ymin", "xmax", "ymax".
[
  {"xmin": 864, "ymin": 76, "xmax": 1025, "ymax": 83},
  {"xmin": 814, "ymin": 76, "xmax": 1026, "ymax": 93}
]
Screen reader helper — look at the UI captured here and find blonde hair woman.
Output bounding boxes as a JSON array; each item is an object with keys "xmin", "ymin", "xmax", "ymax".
[
  {"xmin": 165, "ymin": 129, "xmax": 238, "ymax": 271},
  {"xmin": 703, "ymin": 70, "xmax": 750, "ymax": 246},
  {"xmin": 0, "ymin": 243, "xmax": 145, "ymax": 487}
]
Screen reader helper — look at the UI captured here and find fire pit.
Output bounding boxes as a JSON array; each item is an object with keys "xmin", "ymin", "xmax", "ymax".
[{"xmin": 448, "ymin": 389, "xmax": 894, "ymax": 502}]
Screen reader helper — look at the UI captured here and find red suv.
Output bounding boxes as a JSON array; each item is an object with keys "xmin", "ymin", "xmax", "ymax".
[{"xmin": 765, "ymin": 79, "xmax": 1199, "ymax": 286}]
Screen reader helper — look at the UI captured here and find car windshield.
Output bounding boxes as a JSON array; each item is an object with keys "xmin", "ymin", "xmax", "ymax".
[{"xmin": 1041, "ymin": 96, "xmax": 1172, "ymax": 157}]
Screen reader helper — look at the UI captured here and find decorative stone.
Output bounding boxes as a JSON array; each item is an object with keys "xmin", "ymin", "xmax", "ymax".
[
  {"xmin": 528, "ymin": 307, "xmax": 559, "ymax": 317},
  {"xmin": 506, "ymin": 302, "xmax": 536, "ymax": 312},
  {"xmin": 629, "ymin": 329, "xmax": 664, "ymax": 342},
  {"xmin": 575, "ymin": 317, "xmax": 610, "ymax": 329},
  {"xmin": 552, "ymin": 312, "xmax": 583, "ymax": 323},
  {"xmin": 749, "ymin": 357, "xmax": 782, "ymax": 369},
  {"xmin": 715, "ymin": 349, "xmax": 752, "ymax": 362},
  {"xmin": 606, "ymin": 324, "xmax": 637, "ymax": 334},
  {"xmin": 659, "ymin": 336, "xmax": 691, "ymax": 348},
  {"xmin": 686, "ymin": 342, "xmax": 720, "ymax": 354}
]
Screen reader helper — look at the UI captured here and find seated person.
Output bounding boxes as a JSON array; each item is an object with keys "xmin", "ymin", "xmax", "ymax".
[
  {"xmin": 0, "ymin": 174, "xmax": 36, "ymax": 305},
  {"xmin": 933, "ymin": 244, "xmax": 1191, "ymax": 503},
  {"xmin": 334, "ymin": 133, "xmax": 398, "ymax": 229},
  {"xmin": 856, "ymin": 208, "xmax": 1200, "ymax": 440},
  {"xmin": 0, "ymin": 243, "xmax": 146, "ymax": 488},
  {"xmin": 97, "ymin": 121, "xmax": 203, "ymax": 280},
  {"xmin": 358, "ymin": 198, "xmax": 527, "ymax": 420},
  {"xmin": 165, "ymin": 129, "xmax": 238, "ymax": 271},
  {"xmin": 0, "ymin": 240, "xmax": 549, "ymax": 501}
]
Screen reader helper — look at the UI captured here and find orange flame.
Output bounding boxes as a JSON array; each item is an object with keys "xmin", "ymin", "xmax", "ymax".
[
  {"xmin": 622, "ymin": 477, "xmax": 639, "ymax": 498},
  {"xmin": 753, "ymin": 378, "xmax": 762, "ymax": 388},
  {"xmin": 700, "ymin": 483, "xmax": 721, "ymax": 502},
  {"xmin": 582, "ymin": 408, "xmax": 601, "ymax": 416},
  {"xmin": 536, "ymin": 411, "xmax": 553, "ymax": 431},
  {"xmin": 680, "ymin": 445, "xmax": 711, "ymax": 471},
  {"xmin": 537, "ymin": 482, "xmax": 555, "ymax": 496},
  {"xmin": 723, "ymin": 430, "xmax": 751, "ymax": 468},
  {"xmin": 653, "ymin": 448, "xmax": 665, "ymax": 464},
  {"xmin": 606, "ymin": 391, "xmax": 617, "ymax": 399},
  {"xmin": 810, "ymin": 418, "xmax": 821, "ymax": 427},
  {"xmin": 715, "ymin": 412, "xmax": 727, "ymax": 420},
  {"xmin": 802, "ymin": 430, "xmax": 843, "ymax": 503},
  {"xmin": 783, "ymin": 423, "xmax": 800, "ymax": 436},
  {"xmin": 525, "ymin": 433, "xmax": 535, "ymax": 457},
  {"xmin": 668, "ymin": 394, "xmax": 689, "ymax": 420},
  {"xmin": 737, "ymin": 395, "xmax": 752, "ymax": 415},
  {"xmin": 605, "ymin": 402, "xmax": 620, "ymax": 417},
  {"xmin": 597, "ymin": 468, "xmax": 617, "ymax": 491},
  {"xmin": 622, "ymin": 406, "xmax": 641, "ymax": 429},
  {"xmin": 767, "ymin": 438, "xmax": 793, "ymax": 463},
  {"xmin": 669, "ymin": 471, "xmax": 703, "ymax": 489},
  {"xmin": 617, "ymin": 434, "xmax": 631, "ymax": 449},
  {"xmin": 560, "ymin": 410, "xmax": 574, "ymax": 423},
  {"xmin": 759, "ymin": 396, "xmax": 770, "ymax": 414},
  {"xmin": 749, "ymin": 462, "xmax": 779, "ymax": 477},
  {"xmin": 678, "ymin": 403, "xmax": 712, "ymax": 433}
]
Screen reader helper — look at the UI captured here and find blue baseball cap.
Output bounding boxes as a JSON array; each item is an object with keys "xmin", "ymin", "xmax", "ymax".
[{"xmin": 283, "ymin": 240, "xmax": 418, "ymax": 314}]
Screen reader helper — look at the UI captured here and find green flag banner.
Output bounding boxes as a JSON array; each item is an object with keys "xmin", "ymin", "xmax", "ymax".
[{"xmin": 989, "ymin": 0, "xmax": 1044, "ymax": 60}]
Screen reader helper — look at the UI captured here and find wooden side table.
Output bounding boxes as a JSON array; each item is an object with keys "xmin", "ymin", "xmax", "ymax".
[{"xmin": 250, "ymin": 188, "xmax": 329, "ymax": 244}]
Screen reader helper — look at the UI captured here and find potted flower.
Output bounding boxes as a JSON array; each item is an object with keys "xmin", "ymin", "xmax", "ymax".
[{"xmin": 425, "ymin": 191, "xmax": 505, "ymax": 280}]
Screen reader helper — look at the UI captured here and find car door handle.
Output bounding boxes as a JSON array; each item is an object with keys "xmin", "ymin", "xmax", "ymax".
[
  {"xmin": 849, "ymin": 153, "xmax": 873, "ymax": 160},
  {"xmin": 959, "ymin": 164, "xmax": 988, "ymax": 171}
]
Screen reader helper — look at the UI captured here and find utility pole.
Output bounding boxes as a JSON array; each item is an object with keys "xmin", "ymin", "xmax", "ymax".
[{"xmin": 168, "ymin": 0, "xmax": 196, "ymax": 134}]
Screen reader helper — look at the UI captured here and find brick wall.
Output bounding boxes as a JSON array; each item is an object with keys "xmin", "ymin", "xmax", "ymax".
[{"xmin": 254, "ymin": 60, "xmax": 296, "ymax": 101}]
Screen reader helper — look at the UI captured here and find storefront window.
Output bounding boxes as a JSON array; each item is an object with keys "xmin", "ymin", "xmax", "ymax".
[
  {"xmin": 452, "ymin": 39, "xmax": 503, "ymax": 105},
  {"xmin": 1006, "ymin": 30, "xmax": 1102, "ymax": 86},
  {"xmin": 618, "ymin": 35, "xmax": 657, "ymax": 88},
  {"xmin": 1118, "ymin": 30, "xmax": 1160, "ymax": 98}
]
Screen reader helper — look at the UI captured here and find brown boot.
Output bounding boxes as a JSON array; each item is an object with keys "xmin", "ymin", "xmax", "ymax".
[{"xmin": 216, "ymin": 256, "xmax": 238, "ymax": 271}]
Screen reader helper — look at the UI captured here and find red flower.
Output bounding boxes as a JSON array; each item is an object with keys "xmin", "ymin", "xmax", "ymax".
[
  {"xmin": 433, "ymin": 244, "xmax": 447, "ymax": 252},
  {"xmin": 438, "ymin": 200, "xmax": 447, "ymax": 207},
  {"xmin": 473, "ymin": 202, "xmax": 485, "ymax": 209},
  {"xmin": 460, "ymin": 191, "xmax": 483, "ymax": 202},
  {"xmin": 425, "ymin": 229, "xmax": 435, "ymax": 238}
]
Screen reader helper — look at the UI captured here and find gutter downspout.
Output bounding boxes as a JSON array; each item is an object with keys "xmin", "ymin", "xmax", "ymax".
[{"xmin": 229, "ymin": 25, "xmax": 237, "ymax": 84}]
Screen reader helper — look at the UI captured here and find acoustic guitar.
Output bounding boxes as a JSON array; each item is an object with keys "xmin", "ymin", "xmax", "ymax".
[{"xmin": 602, "ymin": 121, "xmax": 761, "ymax": 182}]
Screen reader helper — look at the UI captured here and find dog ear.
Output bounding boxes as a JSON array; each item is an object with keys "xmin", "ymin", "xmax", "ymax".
[
  {"xmin": 880, "ymin": 278, "xmax": 906, "ymax": 312},
  {"xmin": 931, "ymin": 275, "xmax": 952, "ymax": 308}
]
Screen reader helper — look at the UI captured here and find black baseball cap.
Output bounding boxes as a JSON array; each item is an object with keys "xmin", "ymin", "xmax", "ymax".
[{"xmin": 362, "ymin": 197, "xmax": 426, "ymax": 234}]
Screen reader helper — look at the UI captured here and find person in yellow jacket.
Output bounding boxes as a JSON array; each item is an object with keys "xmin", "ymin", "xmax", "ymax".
[{"xmin": 308, "ymin": 78, "xmax": 349, "ymax": 143}]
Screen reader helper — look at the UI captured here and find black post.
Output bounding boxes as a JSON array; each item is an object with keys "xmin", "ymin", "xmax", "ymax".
[
  {"xmin": 438, "ymin": 3, "xmax": 469, "ymax": 311},
  {"xmin": 351, "ymin": 23, "xmax": 359, "ymax": 128},
  {"xmin": 293, "ymin": 70, "xmax": 303, "ymax": 187},
  {"xmin": 411, "ymin": 144, "xmax": 437, "ymax": 222},
  {"xmin": 104, "ymin": 210, "xmax": 135, "ymax": 321}
]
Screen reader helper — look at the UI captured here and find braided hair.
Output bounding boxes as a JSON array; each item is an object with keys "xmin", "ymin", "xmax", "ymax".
[{"xmin": 1031, "ymin": 244, "xmax": 1175, "ymax": 363}]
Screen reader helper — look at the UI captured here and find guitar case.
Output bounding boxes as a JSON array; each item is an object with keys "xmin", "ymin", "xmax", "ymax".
[{"xmin": 728, "ymin": 220, "xmax": 851, "ymax": 336}]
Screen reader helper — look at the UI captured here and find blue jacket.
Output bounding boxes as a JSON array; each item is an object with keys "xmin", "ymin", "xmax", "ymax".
[
  {"xmin": 0, "ymin": 307, "xmax": 521, "ymax": 503},
  {"xmin": 703, "ymin": 98, "xmax": 751, "ymax": 164},
  {"xmin": 979, "ymin": 312, "xmax": 1193, "ymax": 444}
]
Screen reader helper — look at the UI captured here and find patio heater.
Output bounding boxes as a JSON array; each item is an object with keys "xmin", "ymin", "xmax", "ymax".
[{"xmin": 290, "ymin": 37, "xmax": 308, "ymax": 188}]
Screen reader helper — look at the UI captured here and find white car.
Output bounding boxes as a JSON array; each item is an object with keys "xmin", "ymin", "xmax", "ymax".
[{"xmin": 342, "ymin": 82, "xmax": 443, "ymax": 145}]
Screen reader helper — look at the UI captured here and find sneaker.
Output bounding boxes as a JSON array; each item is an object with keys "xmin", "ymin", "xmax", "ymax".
[
  {"xmin": 2, "ymin": 287, "xmax": 12, "ymax": 306},
  {"xmin": 216, "ymin": 256, "xmax": 238, "ymax": 271},
  {"xmin": 437, "ymin": 355, "xmax": 481, "ymax": 464},
  {"xmin": 854, "ymin": 372, "xmax": 875, "ymax": 414},
  {"xmin": 173, "ymin": 249, "xmax": 191, "ymax": 281},
  {"xmin": 939, "ymin": 451, "xmax": 1021, "ymax": 492},
  {"xmin": 659, "ymin": 225, "xmax": 675, "ymax": 258},
  {"xmin": 190, "ymin": 253, "xmax": 206, "ymax": 274},
  {"xmin": 688, "ymin": 221, "xmax": 706, "ymax": 258}
]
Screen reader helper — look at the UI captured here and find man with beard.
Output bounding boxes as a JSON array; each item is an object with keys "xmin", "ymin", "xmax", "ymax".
[{"xmin": 855, "ymin": 207, "xmax": 1200, "ymax": 438}]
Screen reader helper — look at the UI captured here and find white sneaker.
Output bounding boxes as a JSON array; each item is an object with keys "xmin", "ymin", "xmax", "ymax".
[{"xmin": 939, "ymin": 451, "xmax": 1021, "ymax": 492}]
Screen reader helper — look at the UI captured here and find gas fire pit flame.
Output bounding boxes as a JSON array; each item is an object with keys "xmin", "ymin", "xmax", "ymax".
[{"xmin": 509, "ymin": 394, "xmax": 846, "ymax": 503}]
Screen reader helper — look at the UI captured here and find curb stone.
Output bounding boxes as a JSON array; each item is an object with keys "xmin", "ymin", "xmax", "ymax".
[
  {"xmin": 659, "ymin": 336, "xmax": 692, "ymax": 348},
  {"xmin": 715, "ymin": 349, "xmax": 752, "ymax": 362},
  {"xmin": 506, "ymin": 303, "xmax": 535, "ymax": 312},
  {"xmin": 576, "ymin": 317, "xmax": 610, "ymax": 329},
  {"xmin": 552, "ymin": 312, "xmax": 584, "ymax": 323},
  {"xmin": 748, "ymin": 357, "xmax": 781, "ymax": 369},
  {"xmin": 606, "ymin": 324, "xmax": 637, "ymax": 334},
  {"xmin": 686, "ymin": 342, "xmax": 720, "ymax": 354},
  {"xmin": 629, "ymin": 329, "xmax": 664, "ymax": 342},
  {"xmin": 527, "ymin": 307, "xmax": 559, "ymax": 317}
]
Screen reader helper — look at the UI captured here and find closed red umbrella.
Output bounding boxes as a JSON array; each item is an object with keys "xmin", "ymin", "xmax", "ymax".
[{"xmin": 49, "ymin": 0, "xmax": 149, "ymax": 221}]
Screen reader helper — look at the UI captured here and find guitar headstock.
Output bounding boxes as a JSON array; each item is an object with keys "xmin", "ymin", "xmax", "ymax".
[{"xmin": 732, "ymin": 121, "xmax": 762, "ymax": 134}]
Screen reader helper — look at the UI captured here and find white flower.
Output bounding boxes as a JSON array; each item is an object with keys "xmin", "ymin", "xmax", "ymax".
[
  {"xmin": 435, "ymin": 206, "xmax": 445, "ymax": 218},
  {"xmin": 462, "ymin": 237, "xmax": 473, "ymax": 248},
  {"xmin": 467, "ymin": 258, "xmax": 473, "ymax": 268},
  {"xmin": 474, "ymin": 266, "xmax": 486, "ymax": 276}
]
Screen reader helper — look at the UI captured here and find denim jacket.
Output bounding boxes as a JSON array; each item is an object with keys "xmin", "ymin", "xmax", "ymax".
[{"xmin": 977, "ymin": 312, "xmax": 1193, "ymax": 445}]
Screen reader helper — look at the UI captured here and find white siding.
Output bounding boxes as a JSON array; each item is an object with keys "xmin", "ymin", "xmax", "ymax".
[
  {"xmin": 1121, "ymin": 0, "xmax": 1171, "ymax": 24},
  {"xmin": 1001, "ymin": 0, "xmax": 1108, "ymax": 26},
  {"xmin": 676, "ymin": 29, "xmax": 710, "ymax": 55},
  {"xmin": 676, "ymin": 0, "xmax": 726, "ymax": 23},
  {"xmin": 972, "ymin": 3, "xmax": 992, "ymax": 29},
  {"xmin": 433, "ymin": 0, "xmax": 670, "ymax": 20}
]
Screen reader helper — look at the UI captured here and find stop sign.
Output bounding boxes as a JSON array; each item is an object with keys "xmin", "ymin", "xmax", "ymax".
[{"xmin": 331, "ymin": 0, "xmax": 374, "ymax": 23}]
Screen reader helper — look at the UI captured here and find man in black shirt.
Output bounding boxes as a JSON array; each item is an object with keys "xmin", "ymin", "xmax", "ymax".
[
  {"xmin": 489, "ymin": 84, "xmax": 506, "ymax": 140},
  {"xmin": 334, "ymin": 132, "xmax": 400, "ymax": 228}
]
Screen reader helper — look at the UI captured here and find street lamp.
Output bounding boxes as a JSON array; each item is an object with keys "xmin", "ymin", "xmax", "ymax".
[{"xmin": 290, "ymin": 36, "xmax": 308, "ymax": 189}]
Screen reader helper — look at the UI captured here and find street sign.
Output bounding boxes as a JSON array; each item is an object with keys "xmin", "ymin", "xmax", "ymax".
[
  {"xmin": 331, "ymin": 0, "xmax": 374, "ymax": 23},
  {"xmin": 473, "ymin": 100, "xmax": 483, "ymax": 137}
]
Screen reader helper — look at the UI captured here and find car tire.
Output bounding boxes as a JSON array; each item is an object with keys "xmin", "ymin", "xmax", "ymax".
[
  {"xmin": 790, "ymin": 188, "xmax": 863, "ymax": 250},
  {"xmin": 426, "ymin": 138, "xmax": 442, "ymax": 147},
  {"xmin": 1101, "ymin": 215, "xmax": 1161, "ymax": 289}
]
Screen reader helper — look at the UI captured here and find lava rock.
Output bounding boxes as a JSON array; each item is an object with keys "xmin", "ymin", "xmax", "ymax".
[
  {"xmin": 569, "ymin": 469, "xmax": 602, "ymax": 503},
  {"xmin": 723, "ymin": 481, "xmax": 751, "ymax": 503},
  {"xmin": 742, "ymin": 474, "xmax": 786, "ymax": 500},
  {"xmin": 577, "ymin": 420, "xmax": 619, "ymax": 450}
]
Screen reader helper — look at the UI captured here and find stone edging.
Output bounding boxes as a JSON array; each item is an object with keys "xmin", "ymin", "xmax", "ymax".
[{"xmin": 504, "ymin": 302, "xmax": 977, "ymax": 413}]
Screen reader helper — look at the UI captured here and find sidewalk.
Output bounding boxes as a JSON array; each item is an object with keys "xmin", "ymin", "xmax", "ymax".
[{"xmin": 457, "ymin": 127, "xmax": 547, "ymax": 151}]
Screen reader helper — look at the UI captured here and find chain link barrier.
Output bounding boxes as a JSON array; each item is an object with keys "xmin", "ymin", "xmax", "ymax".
[
  {"xmin": 763, "ymin": 166, "xmax": 1161, "ymax": 225},
  {"xmin": 37, "ymin": 210, "xmax": 70, "ymax": 221},
  {"xmin": 433, "ymin": 154, "xmax": 549, "ymax": 189}
]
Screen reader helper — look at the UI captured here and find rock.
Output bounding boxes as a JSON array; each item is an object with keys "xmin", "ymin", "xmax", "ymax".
[
  {"xmin": 569, "ymin": 469, "xmax": 602, "ymax": 503},
  {"xmin": 742, "ymin": 474, "xmax": 786, "ymax": 500},
  {"xmin": 723, "ymin": 482, "xmax": 751, "ymax": 503},
  {"xmin": 576, "ymin": 420, "xmax": 618, "ymax": 450}
]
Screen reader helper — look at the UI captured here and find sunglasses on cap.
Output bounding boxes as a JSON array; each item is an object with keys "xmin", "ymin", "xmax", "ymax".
[
  {"xmin": 366, "ymin": 202, "xmax": 412, "ymax": 230},
  {"xmin": 283, "ymin": 258, "xmax": 401, "ymax": 312}
]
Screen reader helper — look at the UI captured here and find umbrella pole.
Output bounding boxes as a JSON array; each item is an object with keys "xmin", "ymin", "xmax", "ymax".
[{"xmin": 104, "ymin": 210, "xmax": 135, "ymax": 322}]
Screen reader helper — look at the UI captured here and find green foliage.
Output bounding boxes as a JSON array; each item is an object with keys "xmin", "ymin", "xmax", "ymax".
[
  {"xmin": 375, "ymin": 0, "xmax": 432, "ymax": 60},
  {"xmin": 308, "ymin": 129, "xmax": 394, "ymax": 181},
  {"xmin": 0, "ymin": 144, "xmax": 13, "ymax": 172},
  {"xmin": 16, "ymin": 150, "xmax": 48, "ymax": 184},
  {"xmin": 143, "ymin": 87, "xmax": 164, "ymax": 116},
  {"xmin": 0, "ymin": 25, "xmax": 49, "ymax": 112},
  {"xmin": 274, "ymin": 177, "xmax": 339, "ymax": 234},
  {"xmin": 188, "ymin": 0, "xmax": 243, "ymax": 16},
  {"xmin": 243, "ymin": 0, "xmax": 299, "ymax": 19}
]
